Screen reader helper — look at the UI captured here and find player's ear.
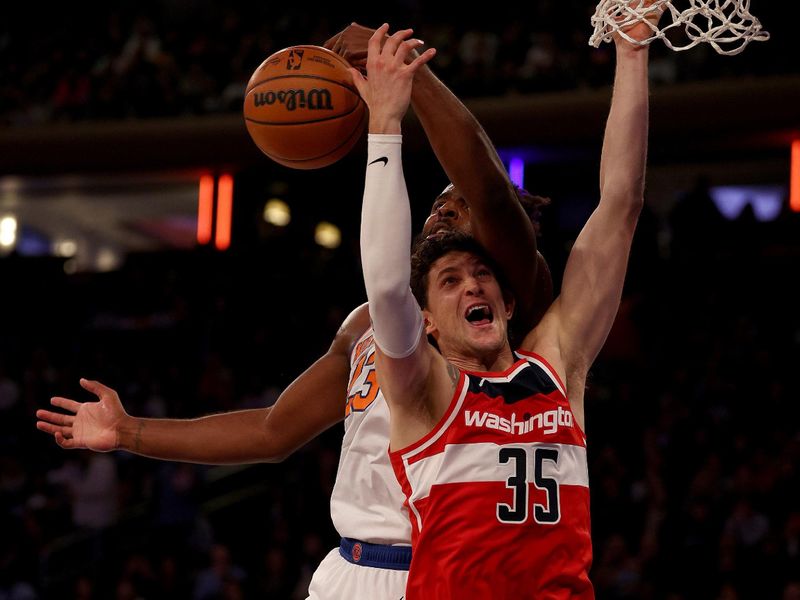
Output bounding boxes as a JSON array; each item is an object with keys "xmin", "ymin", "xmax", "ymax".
[
  {"xmin": 504, "ymin": 293, "xmax": 515, "ymax": 320},
  {"xmin": 423, "ymin": 309, "xmax": 436, "ymax": 336}
]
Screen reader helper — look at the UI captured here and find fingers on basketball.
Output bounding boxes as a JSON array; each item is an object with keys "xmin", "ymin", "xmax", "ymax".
[{"xmin": 243, "ymin": 45, "xmax": 368, "ymax": 169}]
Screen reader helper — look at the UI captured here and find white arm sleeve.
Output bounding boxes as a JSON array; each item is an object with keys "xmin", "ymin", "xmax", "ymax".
[{"xmin": 360, "ymin": 133, "xmax": 425, "ymax": 358}]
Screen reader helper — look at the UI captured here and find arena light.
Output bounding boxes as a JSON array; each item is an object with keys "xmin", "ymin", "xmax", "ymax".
[
  {"xmin": 263, "ymin": 199, "xmax": 291, "ymax": 226},
  {"xmin": 791, "ymin": 139, "xmax": 800, "ymax": 213},
  {"xmin": 0, "ymin": 215, "xmax": 17, "ymax": 249},
  {"xmin": 197, "ymin": 174, "xmax": 214, "ymax": 245},
  {"xmin": 508, "ymin": 157, "xmax": 525, "ymax": 188},
  {"xmin": 315, "ymin": 222, "xmax": 341, "ymax": 249},
  {"xmin": 215, "ymin": 174, "xmax": 234, "ymax": 251},
  {"xmin": 53, "ymin": 239, "xmax": 78, "ymax": 257},
  {"xmin": 709, "ymin": 185, "xmax": 784, "ymax": 222},
  {"xmin": 96, "ymin": 247, "xmax": 121, "ymax": 272}
]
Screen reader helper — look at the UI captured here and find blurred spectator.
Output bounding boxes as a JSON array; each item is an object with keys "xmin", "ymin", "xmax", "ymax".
[
  {"xmin": 0, "ymin": 362, "xmax": 22, "ymax": 445},
  {"xmin": 46, "ymin": 453, "xmax": 118, "ymax": 530},
  {"xmin": 1, "ymin": 3, "xmax": 794, "ymax": 125},
  {"xmin": 193, "ymin": 544, "xmax": 246, "ymax": 600}
]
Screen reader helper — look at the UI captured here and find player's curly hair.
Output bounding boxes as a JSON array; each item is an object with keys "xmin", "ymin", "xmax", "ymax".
[{"xmin": 514, "ymin": 185, "xmax": 551, "ymax": 236}]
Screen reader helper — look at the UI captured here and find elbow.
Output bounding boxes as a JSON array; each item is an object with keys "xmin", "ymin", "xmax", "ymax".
[
  {"xmin": 257, "ymin": 441, "xmax": 291, "ymax": 464},
  {"xmin": 255, "ymin": 427, "xmax": 293, "ymax": 464},
  {"xmin": 364, "ymin": 268, "xmax": 411, "ymax": 310},
  {"xmin": 262, "ymin": 452, "xmax": 289, "ymax": 464},
  {"xmin": 600, "ymin": 187, "xmax": 645, "ymax": 217},
  {"xmin": 622, "ymin": 194, "xmax": 645, "ymax": 219}
]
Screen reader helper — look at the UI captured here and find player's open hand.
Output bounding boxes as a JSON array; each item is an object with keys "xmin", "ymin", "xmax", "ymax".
[
  {"xmin": 36, "ymin": 378, "xmax": 129, "ymax": 451},
  {"xmin": 348, "ymin": 24, "xmax": 436, "ymax": 134}
]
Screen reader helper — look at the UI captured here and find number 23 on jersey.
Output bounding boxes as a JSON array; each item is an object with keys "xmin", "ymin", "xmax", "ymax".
[{"xmin": 346, "ymin": 345, "xmax": 379, "ymax": 417}]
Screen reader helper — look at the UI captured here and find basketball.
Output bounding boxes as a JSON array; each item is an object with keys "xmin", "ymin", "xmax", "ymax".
[{"xmin": 243, "ymin": 45, "xmax": 367, "ymax": 169}]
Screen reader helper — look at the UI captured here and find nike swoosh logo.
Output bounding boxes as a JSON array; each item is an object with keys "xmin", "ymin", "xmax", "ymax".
[{"xmin": 369, "ymin": 156, "xmax": 388, "ymax": 167}]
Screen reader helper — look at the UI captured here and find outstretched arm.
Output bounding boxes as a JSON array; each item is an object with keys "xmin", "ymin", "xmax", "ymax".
[
  {"xmin": 36, "ymin": 305, "xmax": 370, "ymax": 464},
  {"xmin": 350, "ymin": 25, "xmax": 444, "ymax": 448},
  {"xmin": 525, "ymin": 15, "xmax": 659, "ymax": 399},
  {"xmin": 325, "ymin": 24, "xmax": 543, "ymax": 329}
]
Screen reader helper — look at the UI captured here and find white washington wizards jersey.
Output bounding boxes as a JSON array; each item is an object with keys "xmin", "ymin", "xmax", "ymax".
[{"xmin": 329, "ymin": 327, "xmax": 412, "ymax": 545}]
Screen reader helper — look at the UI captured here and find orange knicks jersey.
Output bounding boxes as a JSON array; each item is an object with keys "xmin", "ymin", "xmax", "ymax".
[{"xmin": 390, "ymin": 350, "xmax": 593, "ymax": 599}]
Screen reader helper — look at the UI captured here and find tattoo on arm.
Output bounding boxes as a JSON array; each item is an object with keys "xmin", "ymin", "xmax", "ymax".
[
  {"xmin": 446, "ymin": 362, "xmax": 460, "ymax": 389},
  {"xmin": 133, "ymin": 421, "xmax": 145, "ymax": 453}
]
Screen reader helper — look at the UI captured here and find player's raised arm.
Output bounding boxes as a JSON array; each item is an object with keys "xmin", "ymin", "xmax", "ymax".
[
  {"xmin": 349, "ymin": 25, "xmax": 443, "ymax": 447},
  {"xmin": 36, "ymin": 305, "xmax": 369, "ymax": 464},
  {"xmin": 326, "ymin": 23, "xmax": 543, "ymax": 330},
  {"xmin": 410, "ymin": 61, "xmax": 542, "ymax": 327},
  {"xmin": 525, "ymin": 9, "xmax": 662, "ymax": 400}
]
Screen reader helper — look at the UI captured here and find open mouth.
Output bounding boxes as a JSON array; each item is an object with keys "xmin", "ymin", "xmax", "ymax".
[
  {"xmin": 426, "ymin": 223, "xmax": 452, "ymax": 240},
  {"xmin": 464, "ymin": 304, "xmax": 493, "ymax": 326}
]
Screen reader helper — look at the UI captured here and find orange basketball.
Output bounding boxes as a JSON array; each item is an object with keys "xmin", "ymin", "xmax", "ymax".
[{"xmin": 243, "ymin": 45, "xmax": 367, "ymax": 169}]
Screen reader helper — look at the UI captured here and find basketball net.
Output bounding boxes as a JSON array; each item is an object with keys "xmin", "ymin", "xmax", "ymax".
[{"xmin": 589, "ymin": 0, "xmax": 770, "ymax": 55}]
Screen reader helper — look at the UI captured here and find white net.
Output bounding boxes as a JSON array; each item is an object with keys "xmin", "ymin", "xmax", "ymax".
[{"xmin": 589, "ymin": 0, "xmax": 770, "ymax": 55}]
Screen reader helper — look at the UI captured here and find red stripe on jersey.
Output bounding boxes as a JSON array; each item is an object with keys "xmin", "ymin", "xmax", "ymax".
[
  {"xmin": 390, "ymin": 445, "xmax": 418, "ymax": 532},
  {"xmin": 389, "ymin": 372, "xmax": 469, "ymax": 458}
]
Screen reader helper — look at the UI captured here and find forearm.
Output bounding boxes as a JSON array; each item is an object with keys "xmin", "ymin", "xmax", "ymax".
[
  {"xmin": 117, "ymin": 409, "xmax": 276, "ymax": 465},
  {"xmin": 116, "ymin": 339, "xmax": 354, "ymax": 464},
  {"xmin": 411, "ymin": 66, "xmax": 512, "ymax": 204},
  {"xmin": 599, "ymin": 46, "xmax": 649, "ymax": 205},
  {"xmin": 360, "ymin": 134, "xmax": 424, "ymax": 357},
  {"xmin": 412, "ymin": 65, "xmax": 539, "ymax": 326}
]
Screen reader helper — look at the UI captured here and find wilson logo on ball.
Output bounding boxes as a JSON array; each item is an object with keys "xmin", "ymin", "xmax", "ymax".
[{"xmin": 252, "ymin": 88, "xmax": 333, "ymax": 111}]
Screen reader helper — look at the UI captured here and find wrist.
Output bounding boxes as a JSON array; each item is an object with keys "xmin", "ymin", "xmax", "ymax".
[
  {"xmin": 615, "ymin": 40, "xmax": 650, "ymax": 57},
  {"xmin": 368, "ymin": 115, "xmax": 402, "ymax": 134},
  {"xmin": 116, "ymin": 415, "xmax": 141, "ymax": 451}
]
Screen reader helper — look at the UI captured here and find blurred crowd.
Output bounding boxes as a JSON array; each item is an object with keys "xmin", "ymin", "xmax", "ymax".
[
  {"xmin": 0, "ymin": 244, "xmax": 360, "ymax": 600},
  {"xmin": 0, "ymin": 1, "xmax": 792, "ymax": 127},
  {"xmin": 1, "ymin": 175, "xmax": 799, "ymax": 599},
  {"xmin": 2, "ymin": 2, "xmax": 800, "ymax": 599}
]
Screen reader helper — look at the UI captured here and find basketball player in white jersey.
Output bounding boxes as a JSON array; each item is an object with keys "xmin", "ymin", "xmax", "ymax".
[
  {"xmin": 35, "ymin": 25, "xmax": 550, "ymax": 600},
  {"xmin": 353, "ymin": 15, "xmax": 654, "ymax": 597}
]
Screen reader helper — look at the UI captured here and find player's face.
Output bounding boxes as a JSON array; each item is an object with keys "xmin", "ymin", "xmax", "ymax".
[
  {"xmin": 422, "ymin": 185, "xmax": 472, "ymax": 240},
  {"xmin": 424, "ymin": 251, "xmax": 513, "ymax": 357}
]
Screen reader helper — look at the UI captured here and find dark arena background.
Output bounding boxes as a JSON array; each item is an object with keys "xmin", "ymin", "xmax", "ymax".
[{"xmin": 1, "ymin": 2, "xmax": 799, "ymax": 598}]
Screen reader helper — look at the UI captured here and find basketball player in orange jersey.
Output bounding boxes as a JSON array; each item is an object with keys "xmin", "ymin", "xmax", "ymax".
[
  {"xmin": 35, "ymin": 25, "xmax": 550, "ymax": 600},
  {"xmin": 353, "ymin": 12, "xmax": 658, "ymax": 598}
]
